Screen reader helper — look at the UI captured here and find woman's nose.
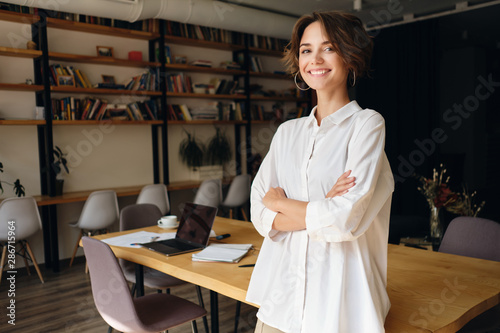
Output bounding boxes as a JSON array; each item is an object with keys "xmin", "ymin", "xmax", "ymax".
[{"xmin": 311, "ymin": 52, "xmax": 323, "ymax": 64}]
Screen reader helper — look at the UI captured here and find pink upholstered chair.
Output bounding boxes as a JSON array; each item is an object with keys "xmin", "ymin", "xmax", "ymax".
[
  {"xmin": 119, "ymin": 203, "xmax": 209, "ymax": 332},
  {"xmin": 82, "ymin": 236, "xmax": 206, "ymax": 333},
  {"xmin": 439, "ymin": 216, "xmax": 500, "ymax": 332}
]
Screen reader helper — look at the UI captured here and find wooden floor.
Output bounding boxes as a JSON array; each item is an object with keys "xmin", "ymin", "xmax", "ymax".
[{"xmin": 0, "ymin": 260, "xmax": 258, "ymax": 332}]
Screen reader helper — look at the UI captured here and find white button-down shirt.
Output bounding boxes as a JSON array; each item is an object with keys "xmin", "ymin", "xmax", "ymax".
[{"xmin": 247, "ymin": 101, "xmax": 394, "ymax": 333}]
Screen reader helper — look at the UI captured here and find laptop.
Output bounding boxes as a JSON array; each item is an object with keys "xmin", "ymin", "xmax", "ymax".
[{"xmin": 140, "ymin": 202, "xmax": 217, "ymax": 256}]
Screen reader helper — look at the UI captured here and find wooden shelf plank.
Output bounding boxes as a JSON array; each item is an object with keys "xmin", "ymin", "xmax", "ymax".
[
  {"xmin": 49, "ymin": 51, "xmax": 159, "ymax": 67},
  {"xmin": 250, "ymin": 72, "xmax": 290, "ymax": 80},
  {"xmin": 50, "ymin": 86, "xmax": 162, "ymax": 96},
  {"xmin": 248, "ymin": 47, "xmax": 285, "ymax": 57},
  {"xmin": 166, "ymin": 92, "xmax": 245, "ymax": 100},
  {"xmin": 164, "ymin": 63, "xmax": 245, "ymax": 75},
  {"xmin": 47, "ymin": 17, "xmax": 160, "ymax": 40},
  {"xmin": 30, "ymin": 180, "xmax": 234, "ymax": 206},
  {"xmin": 167, "ymin": 120, "xmax": 246, "ymax": 125},
  {"xmin": 33, "ymin": 185, "xmax": 145, "ymax": 206},
  {"xmin": 250, "ymin": 95, "xmax": 306, "ymax": 102},
  {"xmin": 0, "ymin": 119, "xmax": 45, "ymax": 125},
  {"xmin": 0, "ymin": 83, "xmax": 44, "ymax": 92},
  {"xmin": 0, "ymin": 9, "xmax": 38, "ymax": 24},
  {"xmin": 164, "ymin": 35, "xmax": 245, "ymax": 51},
  {"xmin": 0, "ymin": 46, "xmax": 42, "ymax": 58},
  {"xmin": 53, "ymin": 120, "xmax": 163, "ymax": 125},
  {"xmin": 251, "ymin": 120, "xmax": 282, "ymax": 125}
]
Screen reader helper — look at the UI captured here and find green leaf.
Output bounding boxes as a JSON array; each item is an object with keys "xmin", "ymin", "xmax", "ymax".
[{"xmin": 13, "ymin": 179, "xmax": 25, "ymax": 197}]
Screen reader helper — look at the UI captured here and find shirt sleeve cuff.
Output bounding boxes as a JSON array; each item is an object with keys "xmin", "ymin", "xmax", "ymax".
[
  {"xmin": 261, "ymin": 208, "xmax": 287, "ymax": 241},
  {"xmin": 306, "ymin": 200, "xmax": 354, "ymax": 242}
]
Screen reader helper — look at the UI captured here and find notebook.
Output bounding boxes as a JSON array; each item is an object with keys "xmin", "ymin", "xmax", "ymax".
[{"xmin": 140, "ymin": 202, "xmax": 217, "ymax": 256}]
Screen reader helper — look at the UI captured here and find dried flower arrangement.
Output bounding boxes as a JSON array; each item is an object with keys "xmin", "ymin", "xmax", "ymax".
[{"xmin": 414, "ymin": 164, "xmax": 485, "ymax": 217}]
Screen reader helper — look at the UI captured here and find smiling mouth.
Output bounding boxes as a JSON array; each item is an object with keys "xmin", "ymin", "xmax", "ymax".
[{"xmin": 309, "ymin": 69, "xmax": 331, "ymax": 75}]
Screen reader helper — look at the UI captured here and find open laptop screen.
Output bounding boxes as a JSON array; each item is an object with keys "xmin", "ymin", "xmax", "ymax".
[{"xmin": 176, "ymin": 202, "xmax": 217, "ymax": 246}]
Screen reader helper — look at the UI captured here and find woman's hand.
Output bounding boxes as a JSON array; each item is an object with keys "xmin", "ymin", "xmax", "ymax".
[
  {"xmin": 326, "ymin": 170, "xmax": 356, "ymax": 198},
  {"xmin": 263, "ymin": 187, "xmax": 287, "ymax": 212}
]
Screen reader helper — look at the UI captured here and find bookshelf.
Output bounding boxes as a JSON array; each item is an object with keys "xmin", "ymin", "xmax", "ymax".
[{"xmin": 0, "ymin": 7, "xmax": 310, "ymax": 272}]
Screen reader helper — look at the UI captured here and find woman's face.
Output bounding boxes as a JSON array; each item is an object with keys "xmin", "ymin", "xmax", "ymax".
[{"xmin": 298, "ymin": 21, "xmax": 348, "ymax": 92}]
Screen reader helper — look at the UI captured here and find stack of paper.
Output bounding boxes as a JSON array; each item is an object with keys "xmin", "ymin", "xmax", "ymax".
[{"xmin": 192, "ymin": 244, "xmax": 253, "ymax": 263}]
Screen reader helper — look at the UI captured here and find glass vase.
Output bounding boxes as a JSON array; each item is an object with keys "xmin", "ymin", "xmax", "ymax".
[{"xmin": 429, "ymin": 205, "xmax": 443, "ymax": 240}]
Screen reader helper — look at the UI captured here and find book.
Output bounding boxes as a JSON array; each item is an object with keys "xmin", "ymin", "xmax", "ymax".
[{"xmin": 192, "ymin": 244, "xmax": 253, "ymax": 263}]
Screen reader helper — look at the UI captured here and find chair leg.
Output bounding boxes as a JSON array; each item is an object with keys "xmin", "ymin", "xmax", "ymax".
[
  {"xmin": 24, "ymin": 241, "xmax": 44, "ymax": 284},
  {"xmin": 229, "ymin": 208, "xmax": 233, "ymax": 219},
  {"xmin": 0, "ymin": 245, "xmax": 7, "ymax": 283},
  {"xmin": 131, "ymin": 283, "xmax": 137, "ymax": 297},
  {"xmin": 195, "ymin": 285, "xmax": 210, "ymax": 333},
  {"xmin": 69, "ymin": 230, "xmax": 83, "ymax": 267},
  {"xmin": 234, "ymin": 301, "xmax": 241, "ymax": 333},
  {"xmin": 240, "ymin": 208, "xmax": 248, "ymax": 222},
  {"xmin": 20, "ymin": 245, "xmax": 31, "ymax": 276},
  {"xmin": 191, "ymin": 320, "xmax": 199, "ymax": 333}
]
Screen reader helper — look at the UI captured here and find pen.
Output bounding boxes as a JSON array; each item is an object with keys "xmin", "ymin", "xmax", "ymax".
[
  {"xmin": 215, "ymin": 233, "xmax": 231, "ymax": 240},
  {"xmin": 151, "ymin": 236, "xmax": 159, "ymax": 241},
  {"xmin": 238, "ymin": 264, "xmax": 255, "ymax": 267}
]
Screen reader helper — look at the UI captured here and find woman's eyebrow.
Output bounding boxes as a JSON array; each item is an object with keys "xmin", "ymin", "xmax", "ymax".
[{"xmin": 299, "ymin": 41, "xmax": 331, "ymax": 48}]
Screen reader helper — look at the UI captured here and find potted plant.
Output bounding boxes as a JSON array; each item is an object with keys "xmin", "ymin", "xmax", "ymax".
[
  {"xmin": 179, "ymin": 128, "xmax": 232, "ymax": 180},
  {"xmin": 0, "ymin": 161, "xmax": 25, "ymax": 197},
  {"xmin": 206, "ymin": 127, "xmax": 232, "ymax": 166},
  {"xmin": 179, "ymin": 129, "xmax": 205, "ymax": 172},
  {"xmin": 52, "ymin": 146, "xmax": 69, "ymax": 195}
]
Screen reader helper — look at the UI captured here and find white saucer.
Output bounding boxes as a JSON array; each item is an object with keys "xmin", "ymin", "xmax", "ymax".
[{"xmin": 158, "ymin": 223, "xmax": 179, "ymax": 229}]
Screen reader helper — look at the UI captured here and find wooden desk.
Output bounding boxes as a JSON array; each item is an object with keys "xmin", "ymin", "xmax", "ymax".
[{"xmin": 94, "ymin": 217, "xmax": 500, "ymax": 333}]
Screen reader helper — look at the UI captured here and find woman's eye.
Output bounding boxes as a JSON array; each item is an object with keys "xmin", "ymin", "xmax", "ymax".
[
  {"xmin": 300, "ymin": 49, "xmax": 310, "ymax": 54},
  {"xmin": 324, "ymin": 47, "xmax": 333, "ymax": 51}
]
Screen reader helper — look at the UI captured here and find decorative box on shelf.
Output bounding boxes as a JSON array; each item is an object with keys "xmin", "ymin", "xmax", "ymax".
[{"xmin": 190, "ymin": 165, "xmax": 223, "ymax": 181}]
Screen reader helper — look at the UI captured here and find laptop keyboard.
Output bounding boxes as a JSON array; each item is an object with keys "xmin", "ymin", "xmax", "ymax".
[{"xmin": 165, "ymin": 239, "xmax": 199, "ymax": 251}]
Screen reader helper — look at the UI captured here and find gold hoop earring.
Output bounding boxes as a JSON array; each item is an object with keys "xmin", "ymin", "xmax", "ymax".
[
  {"xmin": 294, "ymin": 72, "xmax": 310, "ymax": 91},
  {"xmin": 351, "ymin": 71, "xmax": 356, "ymax": 87}
]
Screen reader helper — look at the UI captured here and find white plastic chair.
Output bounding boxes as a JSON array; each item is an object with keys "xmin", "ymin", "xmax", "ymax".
[
  {"xmin": 69, "ymin": 190, "xmax": 119, "ymax": 271},
  {"xmin": 193, "ymin": 178, "xmax": 222, "ymax": 208},
  {"xmin": 0, "ymin": 197, "xmax": 44, "ymax": 284},
  {"xmin": 221, "ymin": 174, "xmax": 251, "ymax": 221},
  {"xmin": 136, "ymin": 184, "xmax": 170, "ymax": 215}
]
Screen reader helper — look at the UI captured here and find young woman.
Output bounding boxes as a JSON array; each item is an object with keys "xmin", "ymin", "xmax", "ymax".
[{"xmin": 247, "ymin": 11, "xmax": 395, "ymax": 333}]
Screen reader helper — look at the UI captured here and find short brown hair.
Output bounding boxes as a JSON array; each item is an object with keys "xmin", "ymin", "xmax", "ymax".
[{"xmin": 283, "ymin": 11, "xmax": 373, "ymax": 83}]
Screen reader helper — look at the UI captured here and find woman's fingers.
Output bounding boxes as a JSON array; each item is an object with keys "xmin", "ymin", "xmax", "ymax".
[{"xmin": 325, "ymin": 170, "xmax": 356, "ymax": 198}]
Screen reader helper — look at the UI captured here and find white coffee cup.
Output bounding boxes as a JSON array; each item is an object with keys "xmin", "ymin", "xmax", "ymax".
[{"xmin": 157, "ymin": 215, "xmax": 178, "ymax": 228}]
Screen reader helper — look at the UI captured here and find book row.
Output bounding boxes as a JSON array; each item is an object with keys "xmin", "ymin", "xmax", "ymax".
[
  {"xmin": 167, "ymin": 102, "xmax": 310, "ymax": 122},
  {"xmin": 48, "ymin": 64, "xmax": 160, "ymax": 91},
  {"xmin": 51, "ymin": 97, "xmax": 160, "ymax": 121},
  {"xmin": 163, "ymin": 21, "xmax": 245, "ymax": 45}
]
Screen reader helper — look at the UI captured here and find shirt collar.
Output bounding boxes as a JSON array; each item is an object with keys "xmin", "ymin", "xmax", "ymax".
[{"xmin": 307, "ymin": 100, "xmax": 362, "ymax": 127}]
